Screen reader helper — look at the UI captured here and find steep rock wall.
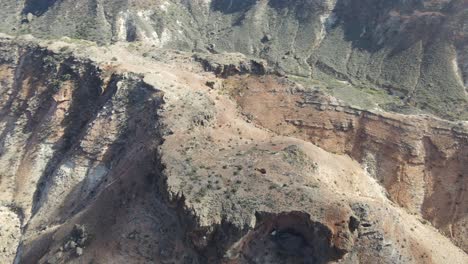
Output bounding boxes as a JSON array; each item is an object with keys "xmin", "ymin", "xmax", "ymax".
[
  {"xmin": 0, "ymin": 39, "xmax": 200, "ymax": 263},
  {"xmin": 223, "ymin": 74, "xmax": 468, "ymax": 251},
  {"xmin": 0, "ymin": 35, "xmax": 467, "ymax": 263},
  {"xmin": 0, "ymin": 0, "xmax": 466, "ymax": 119}
]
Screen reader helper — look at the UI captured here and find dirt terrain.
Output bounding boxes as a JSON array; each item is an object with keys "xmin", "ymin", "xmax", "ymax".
[
  {"xmin": 223, "ymin": 74, "xmax": 468, "ymax": 250},
  {"xmin": 0, "ymin": 33, "xmax": 465, "ymax": 263},
  {"xmin": 0, "ymin": 1, "xmax": 464, "ymax": 263}
]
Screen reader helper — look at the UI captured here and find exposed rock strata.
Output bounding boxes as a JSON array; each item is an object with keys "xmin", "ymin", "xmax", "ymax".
[
  {"xmin": 0, "ymin": 34, "xmax": 466, "ymax": 263},
  {"xmin": 223, "ymin": 74, "xmax": 468, "ymax": 251},
  {"xmin": 0, "ymin": 0, "xmax": 466, "ymax": 119}
]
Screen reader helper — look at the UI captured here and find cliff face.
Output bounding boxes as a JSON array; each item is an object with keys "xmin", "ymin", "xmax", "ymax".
[
  {"xmin": 0, "ymin": 38, "xmax": 195, "ymax": 263},
  {"xmin": 0, "ymin": 1, "xmax": 467, "ymax": 263},
  {"xmin": 0, "ymin": 0, "xmax": 466, "ymax": 119},
  {"xmin": 0, "ymin": 35, "xmax": 466, "ymax": 263},
  {"xmin": 223, "ymin": 74, "xmax": 468, "ymax": 251}
]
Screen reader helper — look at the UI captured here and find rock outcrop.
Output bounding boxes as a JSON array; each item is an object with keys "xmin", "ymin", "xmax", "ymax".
[
  {"xmin": 223, "ymin": 74, "xmax": 468, "ymax": 252},
  {"xmin": 0, "ymin": 0, "xmax": 467, "ymax": 260},
  {"xmin": 0, "ymin": 34, "xmax": 466, "ymax": 263},
  {"xmin": 0, "ymin": 0, "xmax": 466, "ymax": 119},
  {"xmin": 0, "ymin": 36, "xmax": 197, "ymax": 263}
]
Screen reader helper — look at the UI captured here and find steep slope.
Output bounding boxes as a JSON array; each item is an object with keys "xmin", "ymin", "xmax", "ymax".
[
  {"xmin": 0, "ymin": 0, "xmax": 466, "ymax": 119},
  {"xmin": 0, "ymin": 1, "xmax": 467, "ymax": 263},
  {"xmin": 0, "ymin": 36, "xmax": 200, "ymax": 263},
  {"xmin": 222, "ymin": 74, "xmax": 468, "ymax": 251},
  {"xmin": 0, "ymin": 35, "xmax": 466, "ymax": 263}
]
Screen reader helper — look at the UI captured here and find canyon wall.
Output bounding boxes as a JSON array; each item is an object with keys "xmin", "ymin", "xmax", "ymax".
[
  {"xmin": 0, "ymin": 1, "xmax": 465, "ymax": 263},
  {"xmin": 224, "ymin": 74, "xmax": 468, "ymax": 251},
  {"xmin": 0, "ymin": 35, "xmax": 466, "ymax": 263},
  {"xmin": 0, "ymin": 38, "xmax": 198, "ymax": 263},
  {"xmin": 0, "ymin": 0, "xmax": 466, "ymax": 119}
]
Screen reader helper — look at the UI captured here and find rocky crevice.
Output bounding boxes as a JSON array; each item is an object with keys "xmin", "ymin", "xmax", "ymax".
[
  {"xmin": 226, "ymin": 211, "xmax": 352, "ymax": 264},
  {"xmin": 22, "ymin": 0, "xmax": 60, "ymax": 16}
]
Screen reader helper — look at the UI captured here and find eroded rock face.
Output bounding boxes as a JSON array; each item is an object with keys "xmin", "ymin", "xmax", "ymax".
[
  {"xmin": 227, "ymin": 211, "xmax": 352, "ymax": 263},
  {"xmin": 0, "ymin": 0, "xmax": 466, "ymax": 119},
  {"xmin": 0, "ymin": 37, "xmax": 200, "ymax": 263},
  {"xmin": 223, "ymin": 74, "xmax": 468, "ymax": 251},
  {"xmin": 0, "ymin": 34, "xmax": 466, "ymax": 263}
]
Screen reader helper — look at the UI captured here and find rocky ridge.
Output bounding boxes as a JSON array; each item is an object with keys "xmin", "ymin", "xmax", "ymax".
[
  {"xmin": 0, "ymin": 0, "xmax": 466, "ymax": 119},
  {"xmin": 223, "ymin": 74, "xmax": 468, "ymax": 251},
  {"xmin": 0, "ymin": 32, "xmax": 466, "ymax": 263}
]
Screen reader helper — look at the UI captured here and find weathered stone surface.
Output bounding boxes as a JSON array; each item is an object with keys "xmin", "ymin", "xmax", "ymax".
[
  {"xmin": 0, "ymin": 0, "xmax": 466, "ymax": 119},
  {"xmin": 223, "ymin": 74, "xmax": 468, "ymax": 252},
  {"xmin": 0, "ymin": 26, "xmax": 466, "ymax": 264}
]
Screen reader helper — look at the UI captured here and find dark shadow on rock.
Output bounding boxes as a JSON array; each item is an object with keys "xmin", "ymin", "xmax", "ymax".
[
  {"xmin": 224, "ymin": 211, "xmax": 348, "ymax": 264},
  {"xmin": 267, "ymin": 0, "xmax": 327, "ymax": 22},
  {"xmin": 333, "ymin": 0, "xmax": 424, "ymax": 52},
  {"xmin": 0, "ymin": 47, "xmax": 55, "ymax": 157},
  {"xmin": 23, "ymin": 0, "xmax": 62, "ymax": 16},
  {"xmin": 18, "ymin": 75, "xmax": 170, "ymax": 263},
  {"xmin": 210, "ymin": 0, "xmax": 257, "ymax": 15},
  {"xmin": 30, "ymin": 58, "xmax": 115, "ymax": 217}
]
